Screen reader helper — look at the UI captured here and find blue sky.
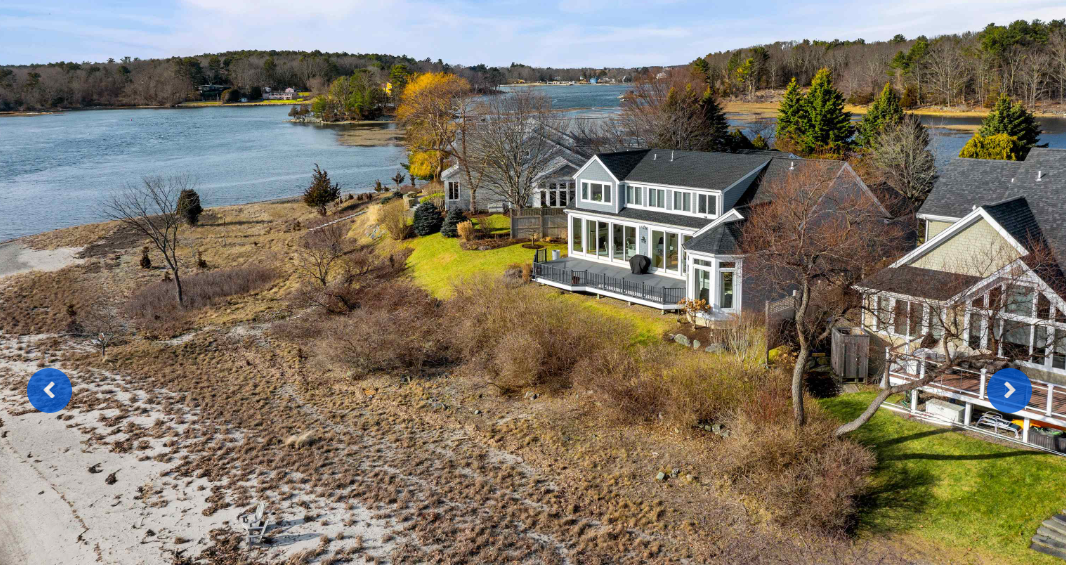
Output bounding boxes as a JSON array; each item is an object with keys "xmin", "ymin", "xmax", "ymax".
[{"xmin": 2, "ymin": 0, "xmax": 1065, "ymax": 67}]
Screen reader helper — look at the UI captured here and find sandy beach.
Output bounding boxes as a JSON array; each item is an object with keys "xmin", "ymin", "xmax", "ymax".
[{"xmin": 0, "ymin": 242, "xmax": 84, "ymax": 279}]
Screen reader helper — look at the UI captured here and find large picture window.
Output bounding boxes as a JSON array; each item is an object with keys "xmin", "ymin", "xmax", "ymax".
[
  {"xmin": 651, "ymin": 230, "xmax": 665, "ymax": 268},
  {"xmin": 447, "ymin": 181, "xmax": 460, "ymax": 200},
  {"xmin": 672, "ymin": 191, "xmax": 692, "ymax": 213},
  {"xmin": 624, "ymin": 226, "xmax": 637, "ymax": 260},
  {"xmin": 572, "ymin": 216, "xmax": 582, "ymax": 254},
  {"xmin": 583, "ymin": 181, "xmax": 611, "ymax": 203},
  {"xmin": 597, "ymin": 221, "xmax": 609, "ymax": 257},
  {"xmin": 612, "ymin": 224, "xmax": 624, "ymax": 262}
]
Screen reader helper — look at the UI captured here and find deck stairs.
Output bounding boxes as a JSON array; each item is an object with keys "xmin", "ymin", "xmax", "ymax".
[{"xmin": 1032, "ymin": 512, "xmax": 1066, "ymax": 560}]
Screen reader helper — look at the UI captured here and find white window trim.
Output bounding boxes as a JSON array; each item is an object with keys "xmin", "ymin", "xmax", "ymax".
[
  {"xmin": 623, "ymin": 182, "xmax": 720, "ymax": 219},
  {"xmin": 580, "ymin": 180, "xmax": 612, "ymax": 204},
  {"xmin": 686, "ymin": 252, "xmax": 743, "ymax": 312},
  {"xmin": 567, "ymin": 213, "xmax": 690, "ymax": 279}
]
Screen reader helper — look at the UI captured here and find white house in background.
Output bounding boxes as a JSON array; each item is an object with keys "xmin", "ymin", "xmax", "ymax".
[
  {"xmin": 532, "ymin": 148, "xmax": 888, "ymax": 316},
  {"xmin": 263, "ymin": 87, "xmax": 297, "ymax": 100}
]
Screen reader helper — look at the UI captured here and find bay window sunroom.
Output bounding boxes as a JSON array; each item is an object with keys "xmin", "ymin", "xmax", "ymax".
[{"xmin": 568, "ymin": 214, "xmax": 691, "ymax": 279}]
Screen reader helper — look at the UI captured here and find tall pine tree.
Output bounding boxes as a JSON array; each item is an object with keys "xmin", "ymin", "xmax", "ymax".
[
  {"xmin": 857, "ymin": 83, "xmax": 904, "ymax": 147},
  {"xmin": 775, "ymin": 78, "xmax": 805, "ymax": 143},
  {"xmin": 801, "ymin": 67, "xmax": 852, "ymax": 152},
  {"xmin": 978, "ymin": 94, "xmax": 1041, "ymax": 157}
]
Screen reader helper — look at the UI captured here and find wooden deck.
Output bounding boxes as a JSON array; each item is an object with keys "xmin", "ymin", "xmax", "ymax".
[{"xmin": 891, "ymin": 359, "xmax": 1066, "ymax": 425}]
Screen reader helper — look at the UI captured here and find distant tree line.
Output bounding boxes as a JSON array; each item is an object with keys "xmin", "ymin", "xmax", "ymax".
[
  {"xmin": 699, "ymin": 19, "xmax": 1066, "ymax": 109},
  {"xmin": 0, "ymin": 49, "xmax": 643, "ymax": 112}
]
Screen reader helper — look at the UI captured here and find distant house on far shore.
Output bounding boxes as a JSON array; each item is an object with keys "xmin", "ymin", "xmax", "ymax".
[{"xmin": 263, "ymin": 87, "xmax": 297, "ymax": 100}]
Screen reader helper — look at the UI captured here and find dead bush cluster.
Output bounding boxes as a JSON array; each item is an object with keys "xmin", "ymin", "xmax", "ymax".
[
  {"xmin": 314, "ymin": 280, "xmax": 451, "ymax": 379},
  {"xmin": 446, "ymin": 277, "xmax": 625, "ymax": 394},
  {"xmin": 289, "ymin": 270, "xmax": 872, "ymax": 537},
  {"xmin": 125, "ymin": 265, "xmax": 277, "ymax": 335}
]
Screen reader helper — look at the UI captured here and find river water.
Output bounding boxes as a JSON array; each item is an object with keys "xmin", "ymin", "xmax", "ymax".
[{"xmin": 2, "ymin": 85, "xmax": 1066, "ymax": 240}]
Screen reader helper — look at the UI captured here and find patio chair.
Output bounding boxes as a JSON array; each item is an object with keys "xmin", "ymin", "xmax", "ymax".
[
  {"xmin": 975, "ymin": 412, "xmax": 1020, "ymax": 439},
  {"xmin": 238, "ymin": 501, "xmax": 270, "ymax": 545}
]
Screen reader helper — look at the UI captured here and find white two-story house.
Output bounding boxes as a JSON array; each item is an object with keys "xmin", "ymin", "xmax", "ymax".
[{"xmin": 532, "ymin": 148, "xmax": 884, "ymax": 318}]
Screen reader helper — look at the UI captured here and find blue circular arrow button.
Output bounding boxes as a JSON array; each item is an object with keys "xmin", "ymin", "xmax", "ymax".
[
  {"xmin": 26, "ymin": 368, "xmax": 72, "ymax": 413},
  {"xmin": 987, "ymin": 368, "xmax": 1032, "ymax": 414}
]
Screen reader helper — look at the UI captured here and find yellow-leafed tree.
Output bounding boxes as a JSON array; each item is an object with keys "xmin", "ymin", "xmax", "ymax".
[{"xmin": 396, "ymin": 73, "xmax": 471, "ymax": 182}]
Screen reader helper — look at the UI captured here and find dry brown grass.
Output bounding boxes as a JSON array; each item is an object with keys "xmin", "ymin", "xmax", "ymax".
[
  {"xmin": 125, "ymin": 265, "xmax": 278, "ymax": 336},
  {"xmin": 1, "ymin": 197, "xmax": 897, "ymax": 563},
  {"xmin": 22, "ymin": 220, "xmax": 120, "ymax": 250}
]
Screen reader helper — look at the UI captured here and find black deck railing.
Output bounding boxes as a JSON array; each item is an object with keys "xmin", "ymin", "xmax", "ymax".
[{"xmin": 532, "ymin": 259, "xmax": 685, "ymax": 307}]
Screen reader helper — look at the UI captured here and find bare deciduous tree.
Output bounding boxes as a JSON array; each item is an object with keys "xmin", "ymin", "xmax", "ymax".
[
  {"xmin": 870, "ymin": 115, "xmax": 937, "ymax": 210},
  {"xmin": 742, "ymin": 165, "xmax": 906, "ymax": 427},
  {"xmin": 103, "ymin": 175, "xmax": 194, "ymax": 305},
  {"xmin": 474, "ymin": 88, "xmax": 567, "ymax": 212},
  {"xmin": 82, "ymin": 299, "xmax": 127, "ymax": 360}
]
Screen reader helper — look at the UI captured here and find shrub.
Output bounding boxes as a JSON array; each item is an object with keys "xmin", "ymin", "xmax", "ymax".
[
  {"xmin": 456, "ymin": 220, "xmax": 475, "ymax": 242},
  {"xmin": 958, "ymin": 133, "xmax": 1021, "ymax": 160},
  {"xmin": 381, "ymin": 200, "xmax": 412, "ymax": 240},
  {"xmin": 177, "ymin": 189, "xmax": 203, "ymax": 226},
  {"xmin": 412, "ymin": 202, "xmax": 443, "ymax": 236},
  {"xmin": 222, "ymin": 88, "xmax": 241, "ymax": 103},
  {"xmin": 374, "ymin": 180, "xmax": 384, "ymax": 192},
  {"xmin": 139, "ymin": 246, "xmax": 152, "ymax": 269},
  {"xmin": 125, "ymin": 265, "xmax": 277, "ymax": 336},
  {"xmin": 440, "ymin": 208, "xmax": 466, "ymax": 238},
  {"xmin": 248, "ymin": 86, "xmax": 262, "ymax": 100},
  {"xmin": 446, "ymin": 277, "xmax": 626, "ymax": 394},
  {"xmin": 303, "ymin": 164, "xmax": 341, "ymax": 215},
  {"xmin": 316, "ymin": 281, "xmax": 451, "ymax": 378},
  {"xmin": 900, "ymin": 84, "xmax": 918, "ymax": 108},
  {"xmin": 846, "ymin": 91, "xmax": 874, "ymax": 105}
]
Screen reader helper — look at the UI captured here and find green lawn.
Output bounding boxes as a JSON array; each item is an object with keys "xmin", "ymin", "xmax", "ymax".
[
  {"xmin": 822, "ymin": 393, "xmax": 1066, "ymax": 564},
  {"xmin": 401, "ymin": 227, "xmax": 675, "ymax": 343},
  {"xmin": 403, "ymin": 233, "xmax": 565, "ymax": 298}
]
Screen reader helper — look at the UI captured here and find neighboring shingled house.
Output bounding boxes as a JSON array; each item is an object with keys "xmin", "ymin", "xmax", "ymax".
[
  {"xmin": 858, "ymin": 148, "xmax": 1066, "ymax": 381},
  {"xmin": 441, "ymin": 122, "xmax": 594, "ymax": 212},
  {"xmin": 531, "ymin": 148, "xmax": 887, "ymax": 317}
]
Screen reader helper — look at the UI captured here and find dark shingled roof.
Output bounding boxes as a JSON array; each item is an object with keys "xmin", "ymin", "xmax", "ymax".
[
  {"xmin": 858, "ymin": 266, "xmax": 981, "ymax": 301},
  {"xmin": 685, "ymin": 218, "xmax": 746, "ymax": 255},
  {"xmin": 623, "ymin": 150, "xmax": 770, "ymax": 191},
  {"xmin": 919, "ymin": 148, "xmax": 1066, "ymax": 266},
  {"xmin": 596, "ymin": 150, "xmax": 650, "ymax": 180},
  {"xmin": 565, "ymin": 201, "xmax": 712, "ymax": 230},
  {"xmin": 982, "ymin": 196, "xmax": 1046, "ymax": 251}
]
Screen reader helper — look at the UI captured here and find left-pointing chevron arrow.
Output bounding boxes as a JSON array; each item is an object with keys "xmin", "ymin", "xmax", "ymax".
[{"xmin": 44, "ymin": 382, "xmax": 55, "ymax": 399}]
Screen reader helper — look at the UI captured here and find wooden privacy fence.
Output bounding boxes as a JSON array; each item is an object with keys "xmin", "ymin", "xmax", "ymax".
[
  {"xmin": 831, "ymin": 327, "xmax": 870, "ymax": 383},
  {"xmin": 511, "ymin": 208, "xmax": 567, "ymax": 240}
]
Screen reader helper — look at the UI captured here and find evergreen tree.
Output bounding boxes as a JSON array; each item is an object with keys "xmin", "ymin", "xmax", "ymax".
[
  {"xmin": 857, "ymin": 83, "xmax": 904, "ymax": 147},
  {"xmin": 698, "ymin": 88, "xmax": 730, "ymax": 151},
  {"xmin": 691, "ymin": 57, "xmax": 711, "ymax": 83},
  {"xmin": 176, "ymin": 189, "xmax": 203, "ymax": 226},
  {"xmin": 440, "ymin": 208, "xmax": 466, "ymax": 238},
  {"xmin": 978, "ymin": 94, "xmax": 1041, "ymax": 157},
  {"xmin": 303, "ymin": 164, "xmax": 341, "ymax": 215},
  {"xmin": 775, "ymin": 78, "xmax": 805, "ymax": 144},
  {"xmin": 801, "ymin": 67, "xmax": 853, "ymax": 152},
  {"xmin": 412, "ymin": 201, "xmax": 443, "ymax": 236}
]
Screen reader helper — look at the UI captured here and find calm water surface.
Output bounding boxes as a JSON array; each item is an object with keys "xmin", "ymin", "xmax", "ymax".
[
  {"xmin": 0, "ymin": 106, "xmax": 405, "ymax": 241},
  {"xmin": 3, "ymin": 85, "xmax": 1066, "ymax": 240}
]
